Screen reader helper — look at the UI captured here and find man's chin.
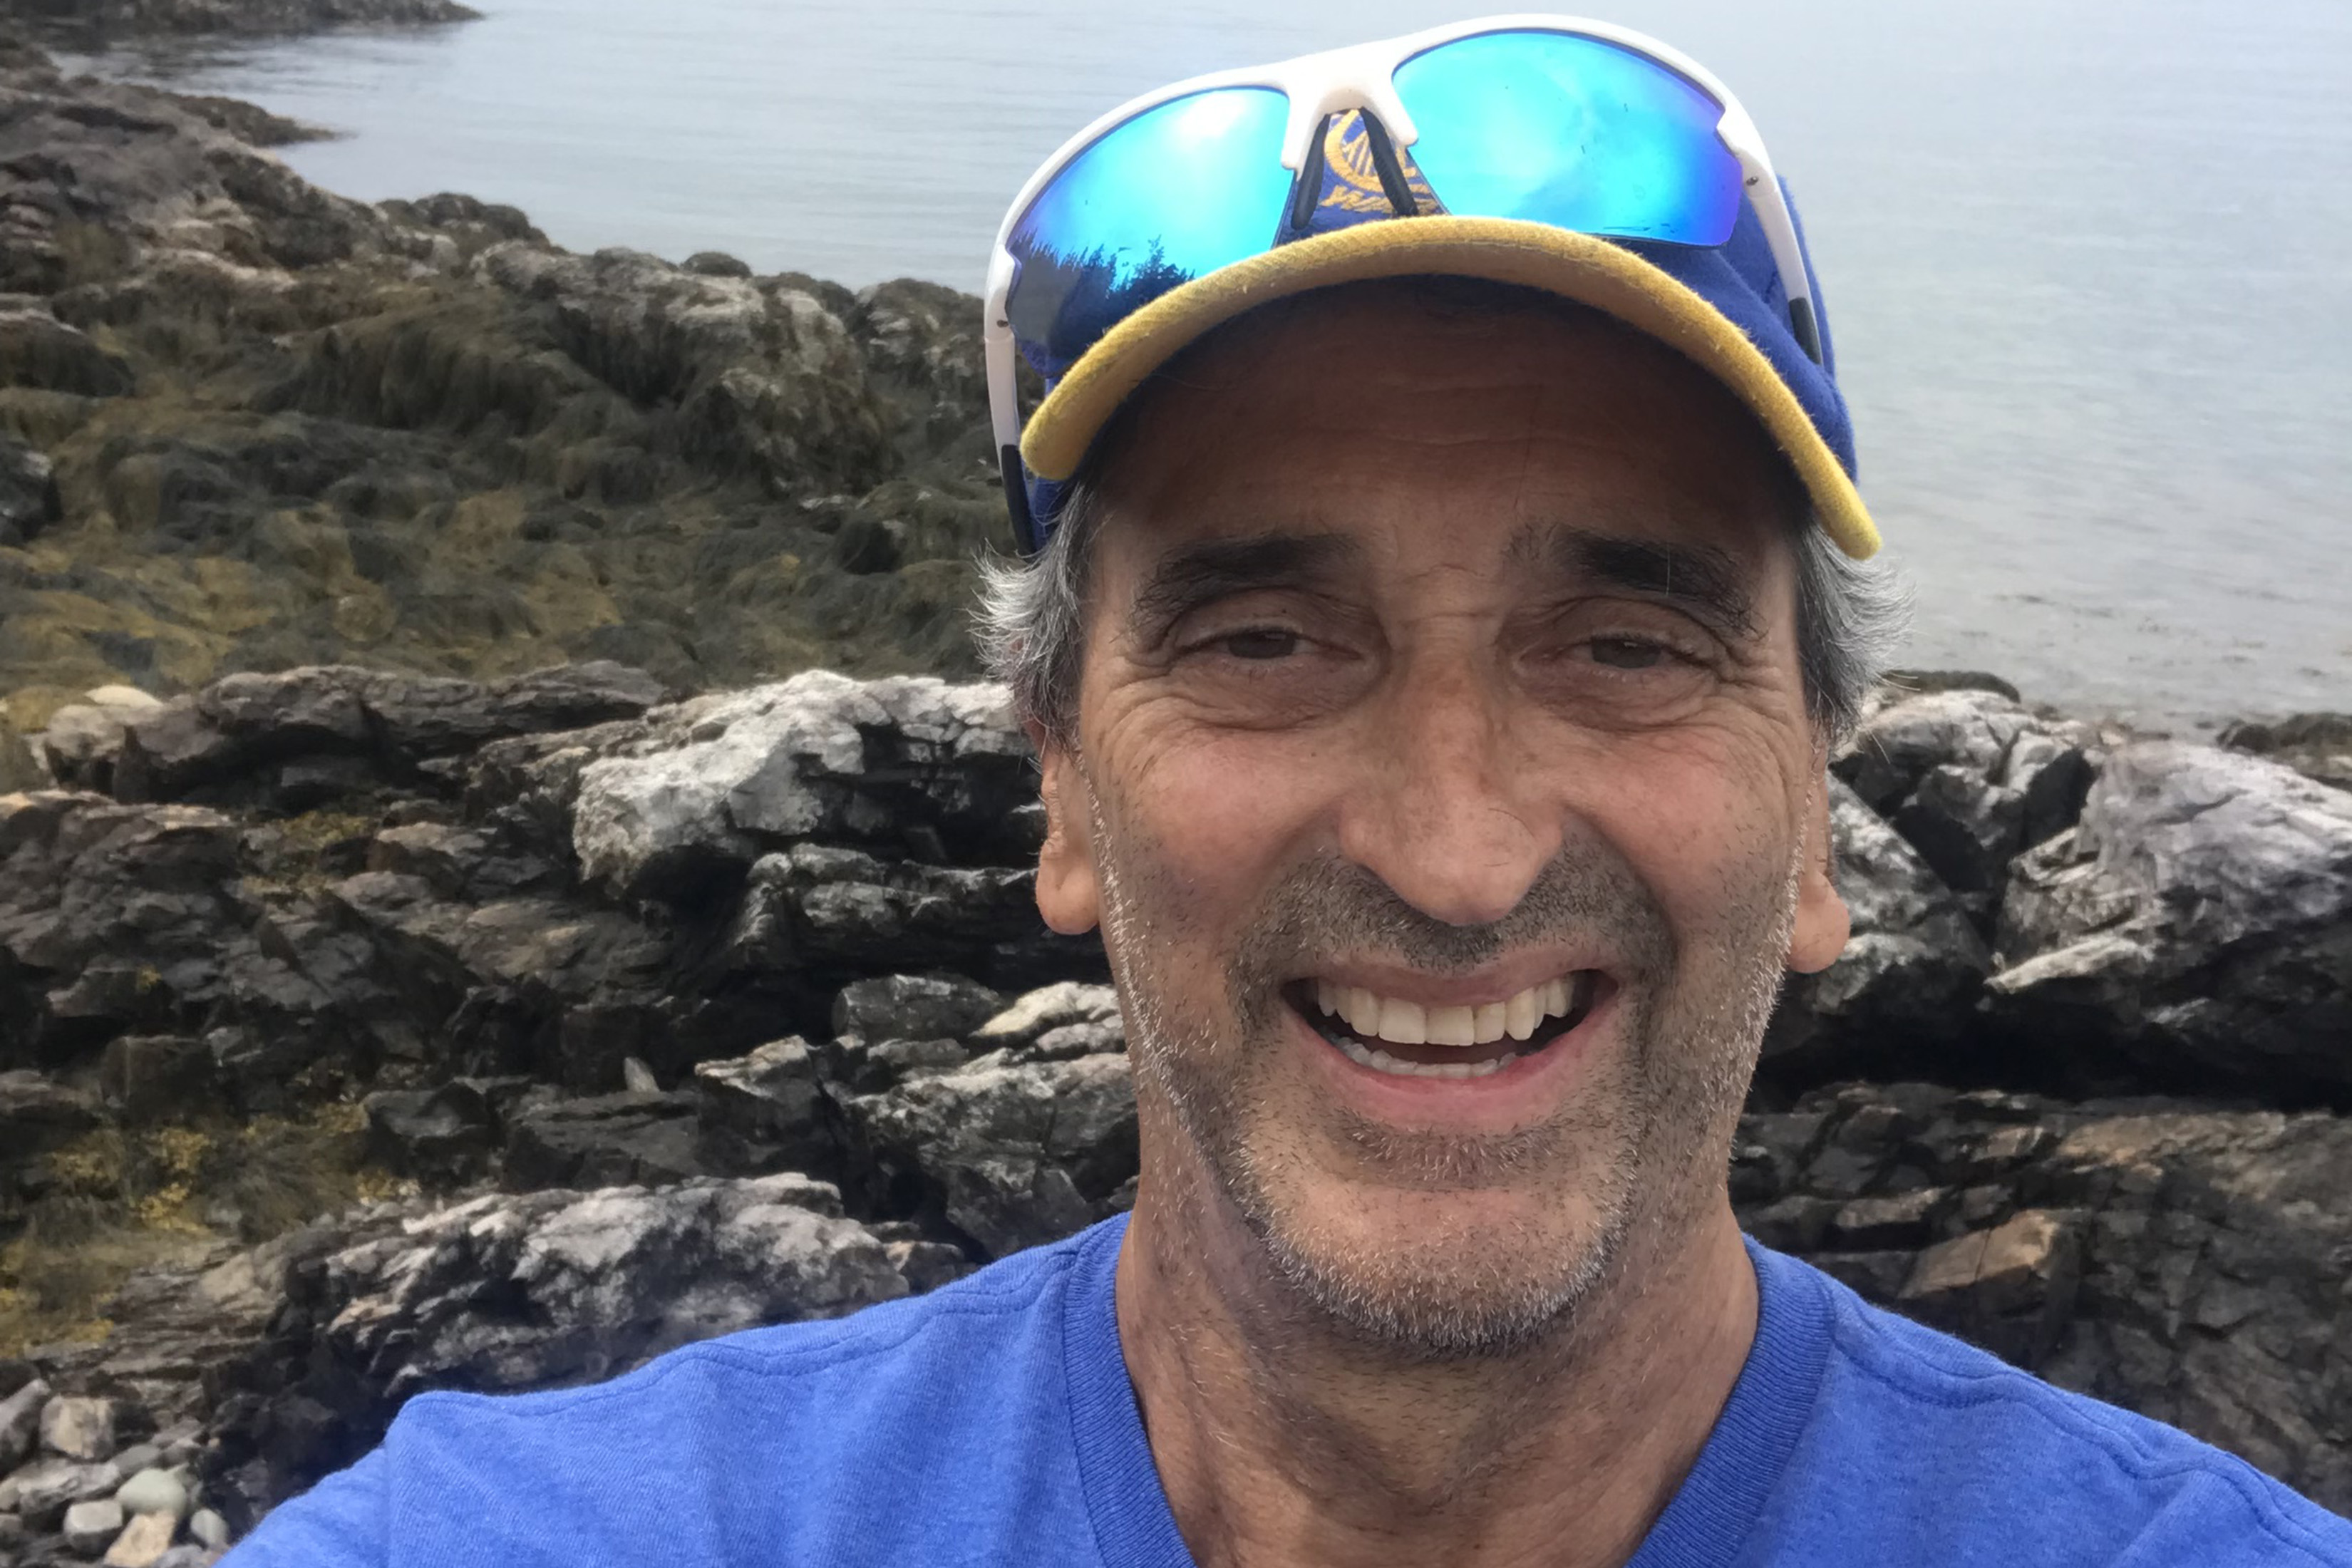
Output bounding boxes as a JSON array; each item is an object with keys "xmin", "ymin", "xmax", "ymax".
[{"xmin": 1234, "ymin": 1170, "xmax": 1626, "ymax": 1361}]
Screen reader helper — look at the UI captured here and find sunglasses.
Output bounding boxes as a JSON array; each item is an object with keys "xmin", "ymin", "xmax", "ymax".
[{"xmin": 983, "ymin": 15, "xmax": 1822, "ymax": 551}]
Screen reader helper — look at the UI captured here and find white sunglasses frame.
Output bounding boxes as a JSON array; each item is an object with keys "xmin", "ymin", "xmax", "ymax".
[{"xmin": 982, "ymin": 14, "xmax": 1822, "ymax": 511}]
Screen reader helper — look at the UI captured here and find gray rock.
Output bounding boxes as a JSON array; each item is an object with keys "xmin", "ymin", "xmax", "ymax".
[
  {"xmin": 2219, "ymin": 713, "xmax": 2352, "ymax": 793},
  {"xmin": 823, "ymin": 1034, "xmax": 969, "ymax": 1095},
  {"xmin": 1763, "ymin": 779, "xmax": 1990, "ymax": 1081},
  {"xmin": 0, "ymin": 1375, "xmax": 50, "ymax": 1469},
  {"xmin": 1731, "ymin": 1082, "xmax": 2352, "ymax": 1513},
  {"xmin": 10, "ymin": 1458, "xmax": 120, "ymax": 1530},
  {"xmin": 0, "ymin": 430, "xmax": 61, "ymax": 546},
  {"xmin": 1989, "ymin": 742, "xmax": 2352, "ymax": 1094},
  {"xmin": 970, "ymin": 981, "xmax": 1122, "ymax": 1049},
  {"xmin": 98, "ymin": 1035, "xmax": 218, "ymax": 1123},
  {"xmin": 106, "ymin": 1444, "xmax": 160, "ymax": 1480},
  {"xmin": 563, "ymin": 671, "xmax": 1032, "ymax": 895},
  {"xmin": 112, "ymin": 1466, "xmax": 188, "ymax": 1520},
  {"xmin": 187, "ymin": 1508, "xmax": 229, "ymax": 1549},
  {"xmin": 500, "ymin": 1090, "xmax": 703, "ymax": 1191},
  {"xmin": 1835, "ymin": 688, "xmax": 2098, "ymax": 924},
  {"xmin": 845, "ymin": 1050, "xmax": 1138, "ymax": 1259},
  {"xmin": 364, "ymin": 1080, "xmax": 499, "ymax": 1185},
  {"xmin": 40, "ymin": 1394, "xmax": 117, "ymax": 1461},
  {"xmin": 29, "ymin": 687, "xmax": 165, "ymax": 794},
  {"xmin": 63, "ymin": 1495, "xmax": 126, "ymax": 1554},
  {"xmin": 204, "ymin": 1173, "xmax": 906, "ymax": 1517},
  {"xmin": 692, "ymin": 1038, "xmax": 837, "ymax": 1176},
  {"xmin": 830, "ymin": 974, "xmax": 1003, "ymax": 1043}
]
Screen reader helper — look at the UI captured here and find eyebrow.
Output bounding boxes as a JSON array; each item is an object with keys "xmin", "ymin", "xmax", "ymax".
[
  {"xmin": 1528, "ymin": 525, "xmax": 1762, "ymax": 640},
  {"xmin": 1128, "ymin": 532, "xmax": 1358, "ymax": 644}
]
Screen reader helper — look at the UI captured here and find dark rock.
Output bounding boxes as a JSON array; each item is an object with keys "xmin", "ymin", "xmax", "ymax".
[
  {"xmin": 500, "ymin": 1090, "xmax": 703, "ymax": 1191},
  {"xmin": 0, "ymin": 431, "xmax": 61, "ymax": 546},
  {"xmin": 2219, "ymin": 713, "xmax": 2352, "ymax": 793},
  {"xmin": 96, "ymin": 1034, "xmax": 217, "ymax": 1122},
  {"xmin": 822, "ymin": 1033, "xmax": 969, "ymax": 1096},
  {"xmin": 1835, "ymin": 688, "xmax": 2098, "ymax": 927},
  {"xmin": 202, "ymin": 1174, "xmax": 907, "ymax": 1520},
  {"xmin": 0, "ymin": 306, "xmax": 134, "ymax": 396},
  {"xmin": 0, "ymin": 1375, "xmax": 49, "ymax": 1470},
  {"xmin": 8, "ymin": 1457, "xmax": 118, "ymax": 1530},
  {"xmin": 1989, "ymin": 743, "xmax": 2352, "ymax": 1097},
  {"xmin": 691, "ymin": 1038, "xmax": 837, "ymax": 1176},
  {"xmin": 1731, "ymin": 1082, "xmax": 2352, "ymax": 1513},
  {"xmin": 1763, "ymin": 779, "xmax": 1991, "ymax": 1085},
  {"xmin": 830, "ymin": 973, "xmax": 1003, "ymax": 1043},
  {"xmin": 22, "ymin": 0, "xmax": 480, "ymax": 43},
  {"xmin": 363, "ymin": 1079, "xmax": 499, "ymax": 1185},
  {"xmin": 681, "ymin": 251, "xmax": 752, "ymax": 279},
  {"xmin": 844, "ymin": 1050, "xmax": 1138, "ymax": 1259}
]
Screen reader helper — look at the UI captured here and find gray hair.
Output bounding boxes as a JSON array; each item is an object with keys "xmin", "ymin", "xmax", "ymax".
[{"xmin": 976, "ymin": 480, "xmax": 1907, "ymax": 748}]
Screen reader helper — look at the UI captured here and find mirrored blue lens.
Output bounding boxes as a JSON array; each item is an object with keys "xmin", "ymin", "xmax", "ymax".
[
  {"xmin": 1006, "ymin": 87, "xmax": 1292, "ymax": 376},
  {"xmin": 1393, "ymin": 30, "xmax": 1743, "ymax": 246}
]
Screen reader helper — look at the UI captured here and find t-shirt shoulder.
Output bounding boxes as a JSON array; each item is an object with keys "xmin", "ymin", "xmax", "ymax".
[{"xmin": 1785, "ymin": 1255, "xmax": 2352, "ymax": 1566}]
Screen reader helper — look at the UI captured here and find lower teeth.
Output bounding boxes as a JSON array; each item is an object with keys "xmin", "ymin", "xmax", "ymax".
[{"xmin": 1330, "ymin": 1031, "xmax": 1525, "ymax": 1079}]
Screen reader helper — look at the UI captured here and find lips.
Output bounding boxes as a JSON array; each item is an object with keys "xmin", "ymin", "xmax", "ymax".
[{"xmin": 1289, "ymin": 971, "xmax": 1604, "ymax": 1080}]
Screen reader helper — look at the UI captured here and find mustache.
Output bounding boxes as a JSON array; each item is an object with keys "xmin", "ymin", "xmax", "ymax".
[{"xmin": 1225, "ymin": 842, "xmax": 1675, "ymax": 997}]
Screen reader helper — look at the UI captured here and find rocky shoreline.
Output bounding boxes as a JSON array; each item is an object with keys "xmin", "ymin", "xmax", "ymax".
[{"xmin": 0, "ymin": 31, "xmax": 2348, "ymax": 1566}]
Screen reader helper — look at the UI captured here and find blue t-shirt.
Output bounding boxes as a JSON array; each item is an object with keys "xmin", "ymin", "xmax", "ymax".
[{"xmin": 226, "ymin": 1215, "xmax": 2351, "ymax": 1566}]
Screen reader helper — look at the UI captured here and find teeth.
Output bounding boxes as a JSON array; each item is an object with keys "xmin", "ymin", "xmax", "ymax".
[
  {"xmin": 1311, "ymin": 972, "xmax": 1596, "ymax": 1049},
  {"xmin": 1375, "ymin": 997, "xmax": 1428, "ymax": 1046},
  {"xmin": 1331, "ymin": 1031, "xmax": 1524, "ymax": 1079}
]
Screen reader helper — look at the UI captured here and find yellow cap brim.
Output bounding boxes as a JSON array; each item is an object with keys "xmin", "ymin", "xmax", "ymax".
[{"xmin": 1018, "ymin": 215, "xmax": 1880, "ymax": 559}]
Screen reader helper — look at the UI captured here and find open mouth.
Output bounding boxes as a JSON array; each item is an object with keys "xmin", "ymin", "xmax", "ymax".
[{"xmin": 1285, "ymin": 971, "xmax": 1606, "ymax": 1080}]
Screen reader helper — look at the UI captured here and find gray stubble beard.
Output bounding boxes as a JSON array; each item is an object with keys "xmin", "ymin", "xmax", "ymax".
[{"xmin": 1086, "ymin": 775, "xmax": 1802, "ymax": 1366}]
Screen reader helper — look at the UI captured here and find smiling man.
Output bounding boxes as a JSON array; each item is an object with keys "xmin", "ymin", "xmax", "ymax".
[{"xmin": 225, "ymin": 19, "xmax": 2352, "ymax": 1568}]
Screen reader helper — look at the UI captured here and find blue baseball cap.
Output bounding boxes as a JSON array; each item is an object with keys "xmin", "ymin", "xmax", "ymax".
[{"xmin": 1013, "ymin": 108, "xmax": 1874, "ymax": 557}]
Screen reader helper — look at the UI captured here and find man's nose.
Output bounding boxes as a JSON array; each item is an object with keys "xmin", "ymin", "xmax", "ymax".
[{"xmin": 1333, "ymin": 659, "xmax": 1562, "ymax": 928}]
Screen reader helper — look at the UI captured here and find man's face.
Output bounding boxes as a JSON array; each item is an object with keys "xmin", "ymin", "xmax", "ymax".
[{"xmin": 1036, "ymin": 283, "xmax": 1849, "ymax": 1358}]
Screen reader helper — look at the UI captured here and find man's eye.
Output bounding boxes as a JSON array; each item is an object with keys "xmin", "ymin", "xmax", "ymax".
[
  {"xmin": 1219, "ymin": 629, "xmax": 1301, "ymax": 661},
  {"xmin": 1590, "ymin": 636, "xmax": 1668, "ymax": 669}
]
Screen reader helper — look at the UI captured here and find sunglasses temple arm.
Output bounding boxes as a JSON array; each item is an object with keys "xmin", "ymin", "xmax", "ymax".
[{"xmin": 982, "ymin": 279, "xmax": 1044, "ymax": 555}]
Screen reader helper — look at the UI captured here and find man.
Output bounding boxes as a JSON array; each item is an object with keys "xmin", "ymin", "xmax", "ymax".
[{"xmin": 231, "ymin": 19, "xmax": 2351, "ymax": 1567}]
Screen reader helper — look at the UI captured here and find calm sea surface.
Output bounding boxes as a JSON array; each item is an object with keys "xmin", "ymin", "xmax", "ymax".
[{"xmin": 71, "ymin": 0, "xmax": 2352, "ymax": 727}]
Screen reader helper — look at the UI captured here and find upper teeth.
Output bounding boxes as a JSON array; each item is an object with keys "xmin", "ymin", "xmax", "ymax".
[{"xmin": 1312, "ymin": 974, "xmax": 1591, "ymax": 1048}]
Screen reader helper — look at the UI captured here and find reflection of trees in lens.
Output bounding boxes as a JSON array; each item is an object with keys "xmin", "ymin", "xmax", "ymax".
[{"xmin": 1006, "ymin": 238, "xmax": 1195, "ymax": 377}]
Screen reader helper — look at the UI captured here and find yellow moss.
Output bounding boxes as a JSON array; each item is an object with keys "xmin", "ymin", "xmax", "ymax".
[
  {"xmin": 353, "ymin": 1170, "xmax": 421, "ymax": 1205},
  {"xmin": 150, "ymin": 1126, "xmax": 214, "ymax": 1180}
]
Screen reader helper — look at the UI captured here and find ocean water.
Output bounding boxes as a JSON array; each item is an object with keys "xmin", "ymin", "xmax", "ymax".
[{"xmin": 70, "ymin": 0, "xmax": 2352, "ymax": 727}]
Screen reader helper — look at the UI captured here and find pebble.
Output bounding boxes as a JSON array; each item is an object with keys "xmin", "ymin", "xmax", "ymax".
[
  {"xmin": 63, "ymin": 1495, "xmax": 125, "ymax": 1554},
  {"xmin": 188, "ymin": 1507, "xmax": 229, "ymax": 1550},
  {"xmin": 115, "ymin": 1466, "xmax": 190, "ymax": 1520},
  {"xmin": 41, "ymin": 1395, "xmax": 118, "ymax": 1462},
  {"xmin": 104, "ymin": 1509, "xmax": 179, "ymax": 1567},
  {"xmin": 112, "ymin": 1442, "xmax": 163, "ymax": 1477}
]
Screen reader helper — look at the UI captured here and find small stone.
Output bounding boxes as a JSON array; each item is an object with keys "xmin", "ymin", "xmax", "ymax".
[
  {"xmin": 114, "ymin": 1467, "xmax": 188, "ymax": 1520},
  {"xmin": 0, "ymin": 1375, "xmax": 49, "ymax": 1469},
  {"xmin": 63, "ymin": 1496, "xmax": 126, "ymax": 1554},
  {"xmin": 41, "ymin": 1394, "xmax": 118, "ymax": 1461},
  {"xmin": 155, "ymin": 1547, "xmax": 222, "ymax": 1568},
  {"xmin": 187, "ymin": 1508, "xmax": 229, "ymax": 1550},
  {"xmin": 11, "ymin": 1458, "xmax": 120, "ymax": 1529},
  {"xmin": 621, "ymin": 1056, "xmax": 659, "ymax": 1093},
  {"xmin": 105, "ymin": 1510, "xmax": 178, "ymax": 1567}
]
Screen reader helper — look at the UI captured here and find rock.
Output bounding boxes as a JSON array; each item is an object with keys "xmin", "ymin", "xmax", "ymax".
[
  {"xmin": 1835, "ymin": 688, "xmax": 2098, "ymax": 927},
  {"xmin": 564, "ymin": 671, "xmax": 1033, "ymax": 896},
  {"xmin": 1730, "ymin": 1082, "xmax": 2352, "ymax": 1514},
  {"xmin": 0, "ymin": 306, "xmax": 135, "ymax": 396},
  {"xmin": 682, "ymin": 252, "xmax": 751, "ymax": 279},
  {"xmin": 2219, "ymin": 713, "xmax": 2352, "ymax": 793},
  {"xmin": 107, "ymin": 1444, "xmax": 160, "ymax": 1478},
  {"xmin": 969, "ymin": 981, "xmax": 1123, "ymax": 1049},
  {"xmin": 0, "ymin": 431, "xmax": 62, "ymax": 546},
  {"xmin": 620, "ymin": 1056, "xmax": 659, "ymax": 1093},
  {"xmin": 41, "ymin": 1394, "xmax": 118, "ymax": 1461},
  {"xmin": 187, "ymin": 1508, "xmax": 229, "ymax": 1549},
  {"xmin": 11, "ymin": 1459, "xmax": 120, "ymax": 1530},
  {"xmin": 691, "ymin": 1038, "xmax": 837, "ymax": 1176},
  {"xmin": 63, "ymin": 1496, "xmax": 127, "ymax": 1555},
  {"xmin": 729, "ymin": 843, "xmax": 1093, "ymax": 992},
  {"xmin": 104, "ymin": 1507, "xmax": 180, "ymax": 1566},
  {"xmin": 845, "ymin": 1051, "xmax": 1138, "ymax": 1259},
  {"xmin": 1762, "ymin": 778, "xmax": 1991, "ymax": 1084},
  {"xmin": 830, "ymin": 974, "xmax": 1003, "ymax": 1043},
  {"xmin": 98, "ymin": 1035, "xmax": 219, "ymax": 1123},
  {"xmin": 500, "ymin": 1090, "xmax": 703, "ymax": 1191},
  {"xmin": 1989, "ymin": 742, "xmax": 2352, "ymax": 1096},
  {"xmin": 23, "ymin": 0, "xmax": 480, "ymax": 46},
  {"xmin": 822, "ymin": 1034, "xmax": 969, "ymax": 1095},
  {"xmin": 204, "ymin": 1174, "xmax": 907, "ymax": 1518},
  {"xmin": 363, "ymin": 1080, "xmax": 499, "ymax": 1183},
  {"xmin": 0, "ymin": 1376, "xmax": 51, "ymax": 1469}
]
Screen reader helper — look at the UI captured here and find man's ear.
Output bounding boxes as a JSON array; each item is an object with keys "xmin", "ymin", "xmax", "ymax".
[
  {"xmin": 1028, "ymin": 721, "xmax": 1102, "ymax": 936},
  {"xmin": 1787, "ymin": 772, "xmax": 1851, "ymax": 974}
]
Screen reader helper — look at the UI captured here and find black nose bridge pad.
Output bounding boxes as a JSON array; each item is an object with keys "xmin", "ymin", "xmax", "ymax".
[{"xmin": 1283, "ymin": 108, "xmax": 1442, "ymax": 242}]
